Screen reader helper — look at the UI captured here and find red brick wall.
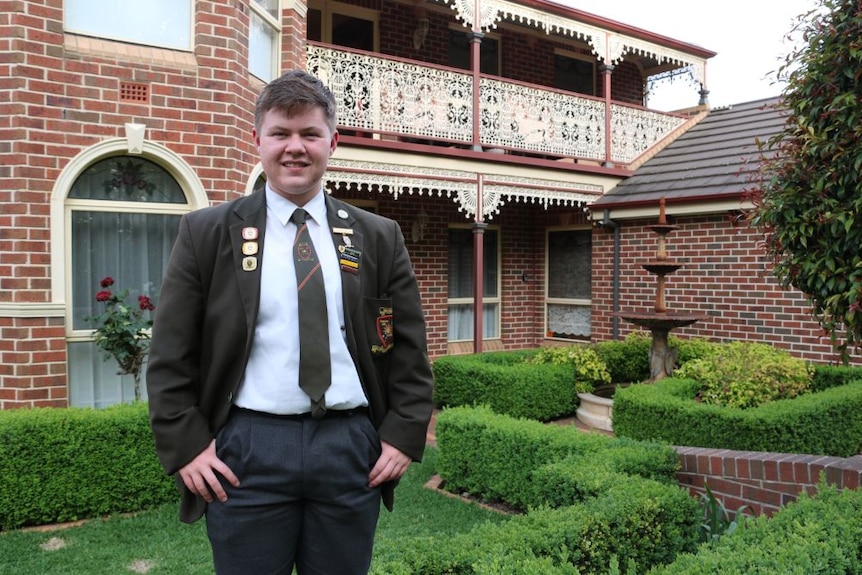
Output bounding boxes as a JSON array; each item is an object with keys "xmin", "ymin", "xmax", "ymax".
[
  {"xmin": 590, "ymin": 213, "xmax": 858, "ymax": 365},
  {"xmin": 0, "ymin": 0, "xmax": 283, "ymax": 408},
  {"xmin": 676, "ymin": 446, "xmax": 862, "ymax": 517}
]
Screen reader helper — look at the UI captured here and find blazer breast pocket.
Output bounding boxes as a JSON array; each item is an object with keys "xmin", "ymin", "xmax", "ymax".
[{"xmin": 366, "ymin": 297, "xmax": 393, "ymax": 356}]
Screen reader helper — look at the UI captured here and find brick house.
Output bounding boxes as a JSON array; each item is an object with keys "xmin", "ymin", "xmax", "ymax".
[{"xmin": 0, "ymin": 0, "xmax": 851, "ymax": 410}]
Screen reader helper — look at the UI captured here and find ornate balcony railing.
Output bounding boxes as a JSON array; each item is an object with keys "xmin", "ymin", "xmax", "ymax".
[{"xmin": 307, "ymin": 44, "xmax": 685, "ymax": 165}]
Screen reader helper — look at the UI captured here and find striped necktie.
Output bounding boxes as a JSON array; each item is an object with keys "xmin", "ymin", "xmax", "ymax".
[{"xmin": 290, "ymin": 208, "xmax": 331, "ymax": 417}]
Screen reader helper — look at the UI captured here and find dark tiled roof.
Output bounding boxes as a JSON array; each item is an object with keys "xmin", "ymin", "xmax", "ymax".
[{"xmin": 592, "ymin": 97, "xmax": 786, "ymax": 208}]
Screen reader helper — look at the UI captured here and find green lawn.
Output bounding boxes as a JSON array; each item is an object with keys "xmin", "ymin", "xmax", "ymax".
[{"xmin": 0, "ymin": 449, "xmax": 507, "ymax": 574}]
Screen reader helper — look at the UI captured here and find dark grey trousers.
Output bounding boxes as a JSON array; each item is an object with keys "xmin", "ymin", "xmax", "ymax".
[{"xmin": 205, "ymin": 408, "xmax": 382, "ymax": 574}]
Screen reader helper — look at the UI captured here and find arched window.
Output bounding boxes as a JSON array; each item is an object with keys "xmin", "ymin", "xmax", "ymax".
[{"xmin": 66, "ymin": 155, "xmax": 189, "ymax": 407}]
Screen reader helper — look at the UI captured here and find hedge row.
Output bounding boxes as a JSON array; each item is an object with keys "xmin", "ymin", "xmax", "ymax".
[
  {"xmin": 612, "ymin": 377, "xmax": 862, "ymax": 457},
  {"xmin": 432, "ymin": 351, "xmax": 576, "ymax": 421},
  {"xmin": 434, "ymin": 406, "xmax": 680, "ymax": 511},
  {"xmin": 374, "ymin": 405, "xmax": 700, "ymax": 574},
  {"xmin": 651, "ymin": 485, "xmax": 862, "ymax": 574},
  {"xmin": 0, "ymin": 402, "xmax": 176, "ymax": 531},
  {"xmin": 371, "ymin": 480, "xmax": 700, "ymax": 575}
]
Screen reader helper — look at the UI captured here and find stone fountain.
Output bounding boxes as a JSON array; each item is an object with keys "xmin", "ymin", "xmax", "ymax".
[{"xmin": 615, "ymin": 198, "xmax": 707, "ymax": 381}]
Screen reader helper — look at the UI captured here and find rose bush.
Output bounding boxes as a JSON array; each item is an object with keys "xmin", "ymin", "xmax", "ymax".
[{"xmin": 86, "ymin": 276, "xmax": 155, "ymax": 400}]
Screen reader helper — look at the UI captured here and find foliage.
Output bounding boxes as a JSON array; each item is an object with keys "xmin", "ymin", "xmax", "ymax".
[
  {"xmin": 594, "ymin": 332, "xmax": 652, "ymax": 383},
  {"xmin": 652, "ymin": 484, "xmax": 862, "ymax": 574},
  {"xmin": 0, "ymin": 403, "xmax": 175, "ymax": 531},
  {"xmin": 432, "ymin": 352, "xmax": 578, "ymax": 421},
  {"xmin": 675, "ymin": 342, "xmax": 813, "ymax": 409},
  {"xmin": 748, "ymin": 0, "xmax": 862, "ymax": 362},
  {"xmin": 85, "ymin": 276, "xmax": 154, "ymax": 399},
  {"xmin": 527, "ymin": 345, "xmax": 612, "ymax": 393},
  {"xmin": 612, "ymin": 375, "xmax": 862, "ymax": 457},
  {"xmin": 699, "ymin": 481, "xmax": 750, "ymax": 544}
]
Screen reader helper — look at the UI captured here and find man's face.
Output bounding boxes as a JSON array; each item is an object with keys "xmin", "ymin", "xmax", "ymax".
[{"xmin": 253, "ymin": 106, "xmax": 338, "ymax": 206}]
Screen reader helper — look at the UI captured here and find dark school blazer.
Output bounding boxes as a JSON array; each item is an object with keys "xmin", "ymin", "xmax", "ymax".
[{"xmin": 146, "ymin": 188, "xmax": 434, "ymax": 523}]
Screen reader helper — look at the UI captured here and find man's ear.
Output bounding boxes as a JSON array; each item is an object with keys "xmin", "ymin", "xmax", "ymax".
[{"xmin": 329, "ymin": 130, "xmax": 339, "ymax": 155}]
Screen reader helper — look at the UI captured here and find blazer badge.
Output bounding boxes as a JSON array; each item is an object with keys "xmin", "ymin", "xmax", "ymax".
[{"xmin": 372, "ymin": 306, "xmax": 394, "ymax": 354}]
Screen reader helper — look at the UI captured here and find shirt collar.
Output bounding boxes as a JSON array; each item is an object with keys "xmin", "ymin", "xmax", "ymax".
[{"xmin": 265, "ymin": 185, "xmax": 327, "ymax": 228}]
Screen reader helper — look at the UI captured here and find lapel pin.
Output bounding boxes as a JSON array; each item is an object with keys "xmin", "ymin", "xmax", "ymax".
[
  {"xmin": 242, "ymin": 242, "xmax": 258, "ymax": 256},
  {"xmin": 337, "ymin": 209, "xmax": 349, "ymax": 219},
  {"xmin": 242, "ymin": 227, "xmax": 259, "ymax": 240},
  {"xmin": 242, "ymin": 256, "xmax": 257, "ymax": 271}
]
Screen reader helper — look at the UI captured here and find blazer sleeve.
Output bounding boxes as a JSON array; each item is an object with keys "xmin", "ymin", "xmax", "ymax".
[
  {"xmin": 146, "ymin": 213, "xmax": 214, "ymax": 475},
  {"xmin": 372, "ymin": 220, "xmax": 434, "ymax": 462}
]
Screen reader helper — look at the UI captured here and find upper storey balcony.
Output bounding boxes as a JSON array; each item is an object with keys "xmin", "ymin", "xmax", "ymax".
[{"xmin": 305, "ymin": 0, "xmax": 716, "ymax": 171}]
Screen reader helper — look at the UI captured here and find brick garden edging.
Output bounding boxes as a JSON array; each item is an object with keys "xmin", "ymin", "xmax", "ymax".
[{"xmin": 674, "ymin": 446, "xmax": 862, "ymax": 516}]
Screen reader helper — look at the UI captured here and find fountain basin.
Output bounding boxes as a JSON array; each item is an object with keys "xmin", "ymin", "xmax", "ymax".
[{"xmin": 615, "ymin": 312, "xmax": 706, "ymax": 330}]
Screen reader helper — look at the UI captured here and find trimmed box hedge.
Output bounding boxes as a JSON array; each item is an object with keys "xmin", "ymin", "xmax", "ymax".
[
  {"xmin": 432, "ymin": 351, "xmax": 577, "ymax": 421},
  {"xmin": 612, "ymin": 376, "xmax": 862, "ymax": 457},
  {"xmin": 0, "ymin": 402, "xmax": 176, "ymax": 531},
  {"xmin": 434, "ymin": 406, "xmax": 680, "ymax": 511},
  {"xmin": 651, "ymin": 485, "xmax": 862, "ymax": 574}
]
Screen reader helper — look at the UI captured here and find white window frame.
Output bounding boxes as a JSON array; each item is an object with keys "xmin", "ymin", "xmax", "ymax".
[
  {"xmin": 545, "ymin": 226, "xmax": 592, "ymax": 340},
  {"xmin": 447, "ymin": 224, "xmax": 501, "ymax": 342},
  {"xmin": 63, "ymin": 0, "xmax": 194, "ymax": 51},
  {"xmin": 249, "ymin": 0, "xmax": 282, "ymax": 82}
]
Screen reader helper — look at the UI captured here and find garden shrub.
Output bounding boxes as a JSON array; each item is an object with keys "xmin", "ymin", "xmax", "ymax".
[
  {"xmin": 435, "ymin": 406, "xmax": 679, "ymax": 511},
  {"xmin": 675, "ymin": 341, "xmax": 813, "ymax": 408},
  {"xmin": 432, "ymin": 352, "xmax": 576, "ymax": 421},
  {"xmin": 527, "ymin": 345, "xmax": 612, "ymax": 393},
  {"xmin": 594, "ymin": 333, "xmax": 652, "ymax": 383},
  {"xmin": 0, "ymin": 402, "xmax": 176, "ymax": 530},
  {"xmin": 810, "ymin": 363, "xmax": 862, "ymax": 392},
  {"xmin": 612, "ymin": 377, "xmax": 862, "ymax": 457},
  {"xmin": 372, "ymin": 478, "xmax": 699, "ymax": 575},
  {"xmin": 650, "ymin": 485, "xmax": 862, "ymax": 574}
]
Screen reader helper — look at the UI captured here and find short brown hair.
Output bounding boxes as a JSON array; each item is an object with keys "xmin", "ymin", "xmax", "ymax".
[{"xmin": 254, "ymin": 70, "xmax": 337, "ymax": 132}]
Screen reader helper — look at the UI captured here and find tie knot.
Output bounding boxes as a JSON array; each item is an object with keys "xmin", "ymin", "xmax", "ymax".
[{"xmin": 290, "ymin": 209, "xmax": 308, "ymax": 226}]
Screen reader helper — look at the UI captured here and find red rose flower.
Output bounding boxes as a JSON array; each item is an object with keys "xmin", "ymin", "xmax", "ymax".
[
  {"xmin": 138, "ymin": 295, "xmax": 155, "ymax": 311},
  {"xmin": 96, "ymin": 290, "xmax": 112, "ymax": 302},
  {"xmin": 100, "ymin": 277, "xmax": 115, "ymax": 288}
]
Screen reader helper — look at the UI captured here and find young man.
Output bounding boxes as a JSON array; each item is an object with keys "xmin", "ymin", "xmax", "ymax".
[{"xmin": 146, "ymin": 70, "xmax": 434, "ymax": 574}]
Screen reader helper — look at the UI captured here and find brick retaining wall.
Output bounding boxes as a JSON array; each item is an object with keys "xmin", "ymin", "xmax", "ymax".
[{"xmin": 675, "ymin": 446, "xmax": 862, "ymax": 517}]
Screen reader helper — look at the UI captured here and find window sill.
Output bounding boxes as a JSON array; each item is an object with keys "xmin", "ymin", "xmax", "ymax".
[{"xmin": 64, "ymin": 34, "xmax": 197, "ymax": 70}]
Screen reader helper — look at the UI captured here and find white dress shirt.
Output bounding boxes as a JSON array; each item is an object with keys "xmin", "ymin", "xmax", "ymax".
[{"xmin": 234, "ymin": 187, "xmax": 367, "ymax": 414}]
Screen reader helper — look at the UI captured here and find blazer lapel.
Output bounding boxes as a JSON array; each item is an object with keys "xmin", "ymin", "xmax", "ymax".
[
  {"xmin": 326, "ymin": 196, "xmax": 361, "ymax": 322},
  {"xmin": 229, "ymin": 189, "xmax": 267, "ymax": 352}
]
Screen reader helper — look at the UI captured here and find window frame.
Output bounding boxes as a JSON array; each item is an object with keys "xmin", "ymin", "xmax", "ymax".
[
  {"xmin": 249, "ymin": 0, "xmax": 282, "ymax": 82},
  {"xmin": 63, "ymin": 0, "xmax": 194, "ymax": 52},
  {"xmin": 447, "ymin": 224, "xmax": 501, "ymax": 343},
  {"xmin": 63, "ymin": 154, "xmax": 194, "ymax": 408},
  {"xmin": 544, "ymin": 226, "xmax": 592, "ymax": 341}
]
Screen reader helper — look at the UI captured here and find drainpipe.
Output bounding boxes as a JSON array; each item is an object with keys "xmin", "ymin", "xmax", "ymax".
[{"xmin": 600, "ymin": 209, "xmax": 621, "ymax": 339}]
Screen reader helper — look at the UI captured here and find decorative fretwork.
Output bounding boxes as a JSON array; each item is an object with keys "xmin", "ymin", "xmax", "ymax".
[
  {"xmin": 308, "ymin": 45, "xmax": 473, "ymax": 143},
  {"xmin": 310, "ymin": 46, "xmax": 687, "ymax": 165},
  {"xmin": 480, "ymin": 78, "xmax": 606, "ymax": 159},
  {"xmin": 442, "ymin": 0, "xmax": 706, "ymax": 78},
  {"xmin": 325, "ymin": 159, "xmax": 600, "ymax": 219},
  {"xmin": 610, "ymin": 104, "xmax": 686, "ymax": 164}
]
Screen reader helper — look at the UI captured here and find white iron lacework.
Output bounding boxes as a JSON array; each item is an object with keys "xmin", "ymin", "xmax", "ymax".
[
  {"xmin": 610, "ymin": 104, "xmax": 686, "ymax": 164},
  {"xmin": 324, "ymin": 160, "xmax": 602, "ymax": 219},
  {"xmin": 308, "ymin": 46, "xmax": 474, "ymax": 143},
  {"xmin": 441, "ymin": 0, "xmax": 706, "ymax": 81},
  {"xmin": 309, "ymin": 45, "xmax": 689, "ymax": 165},
  {"xmin": 480, "ymin": 77, "xmax": 607, "ymax": 159}
]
